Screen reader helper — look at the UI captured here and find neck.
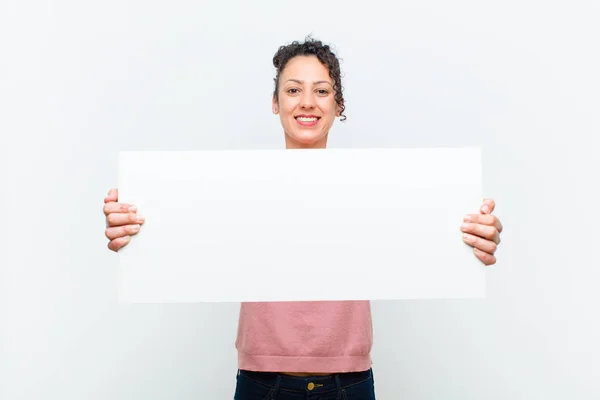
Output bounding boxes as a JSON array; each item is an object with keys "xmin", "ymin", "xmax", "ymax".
[{"xmin": 284, "ymin": 133, "xmax": 328, "ymax": 149}]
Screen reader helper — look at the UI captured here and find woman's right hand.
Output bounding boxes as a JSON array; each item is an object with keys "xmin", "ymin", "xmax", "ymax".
[{"xmin": 104, "ymin": 188, "xmax": 145, "ymax": 252}]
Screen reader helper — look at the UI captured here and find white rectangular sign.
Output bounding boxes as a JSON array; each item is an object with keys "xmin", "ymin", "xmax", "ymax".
[{"xmin": 117, "ymin": 148, "xmax": 485, "ymax": 303}]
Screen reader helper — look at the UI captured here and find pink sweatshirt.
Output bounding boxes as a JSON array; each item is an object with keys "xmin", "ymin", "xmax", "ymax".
[{"xmin": 235, "ymin": 300, "xmax": 373, "ymax": 373}]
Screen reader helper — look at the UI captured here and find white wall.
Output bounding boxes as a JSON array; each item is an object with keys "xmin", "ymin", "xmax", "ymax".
[{"xmin": 1, "ymin": 0, "xmax": 598, "ymax": 399}]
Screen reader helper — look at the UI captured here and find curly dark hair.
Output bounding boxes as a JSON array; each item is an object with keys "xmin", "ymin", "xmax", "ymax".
[{"xmin": 272, "ymin": 36, "xmax": 346, "ymax": 121}]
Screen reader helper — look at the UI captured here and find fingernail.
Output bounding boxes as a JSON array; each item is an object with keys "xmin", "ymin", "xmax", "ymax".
[
  {"xmin": 482, "ymin": 206, "xmax": 490, "ymax": 213},
  {"xmin": 131, "ymin": 224, "xmax": 140, "ymax": 232},
  {"xmin": 461, "ymin": 223, "xmax": 470, "ymax": 230},
  {"xmin": 136, "ymin": 215, "xmax": 145, "ymax": 223},
  {"xmin": 129, "ymin": 206, "xmax": 138, "ymax": 212},
  {"xmin": 463, "ymin": 233, "xmax": 474, "ymax": 244},
  {"xmin": 463, "ymin": 215, "xmax": 472, "ymax": 222}
]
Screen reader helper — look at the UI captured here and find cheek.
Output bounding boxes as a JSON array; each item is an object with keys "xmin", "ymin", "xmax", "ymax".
[
  {"xmin": 320, "ymin": 99, "xmax": 338, "ymax": 117},
  {"xmin": 279, "ymin": 101, "xmax": 296, "ymax": 118}
]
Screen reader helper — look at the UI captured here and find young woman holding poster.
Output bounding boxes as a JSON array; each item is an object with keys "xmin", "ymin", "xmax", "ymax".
[{"xmin": 103, "ymin": 37, "xmax": 503, "ymax": 399}]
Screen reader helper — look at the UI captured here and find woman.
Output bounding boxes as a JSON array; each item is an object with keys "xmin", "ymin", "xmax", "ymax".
[{"xmin": 103, "ymin": 37, "xmax": 503, "ymax": 399}]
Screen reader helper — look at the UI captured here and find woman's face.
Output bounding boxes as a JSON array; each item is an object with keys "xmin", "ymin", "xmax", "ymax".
[{"xmin": 272, "ymin": 55, "xmax": 340, "ymax": 149}]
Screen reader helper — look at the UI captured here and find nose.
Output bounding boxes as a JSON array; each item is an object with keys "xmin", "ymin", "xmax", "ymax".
[{"xmin": 300, "ymin": 91, "xmax": 315, "ymax": 109}]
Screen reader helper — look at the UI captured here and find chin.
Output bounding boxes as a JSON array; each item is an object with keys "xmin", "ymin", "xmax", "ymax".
[{"xmin": 290, "ymin": 131, "xmax": 327, "ymax": 145}]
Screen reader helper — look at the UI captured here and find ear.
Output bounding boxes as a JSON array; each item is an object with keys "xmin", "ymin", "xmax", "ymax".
[
  {"xmin": 272, "ymin": 95, "xmax": 279, "ymax": 115},
  {"xmin": 335, "ymin": 102, "xmax": 342, "ymax": 117}
]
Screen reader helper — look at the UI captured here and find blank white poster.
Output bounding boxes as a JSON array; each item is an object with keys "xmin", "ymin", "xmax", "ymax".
[{"xmin": 116, "ymin": 148, "xmax": 485, "ymax": 303}]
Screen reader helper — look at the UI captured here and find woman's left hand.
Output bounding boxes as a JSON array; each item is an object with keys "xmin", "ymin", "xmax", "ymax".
[{"xmin": 461, "ymin": 199, "xmax": 503, "ymax": 266}]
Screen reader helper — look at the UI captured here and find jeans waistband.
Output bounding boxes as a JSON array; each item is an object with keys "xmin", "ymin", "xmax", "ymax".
[{"xmin": 238, "ymin": 369, "xmax": 373, "ymax": 394}]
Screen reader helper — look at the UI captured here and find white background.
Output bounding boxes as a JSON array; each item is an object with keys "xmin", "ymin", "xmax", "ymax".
[{"xmin": 1, "ymin": 0, "xmax": 598, "ymax": 399}]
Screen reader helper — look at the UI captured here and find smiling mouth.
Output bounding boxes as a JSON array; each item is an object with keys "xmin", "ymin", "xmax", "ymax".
[
  {"xmin": 296, "ymin": 116, "xmax": 319, "ymax": 121},
  {"xmin": 295, "ymin": 116, "xmax": 320, "ymax": 126}
]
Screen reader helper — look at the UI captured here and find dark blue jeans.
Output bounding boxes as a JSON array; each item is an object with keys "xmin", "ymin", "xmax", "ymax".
[{"xmin": 233, "ymin": 369, "xmax": 376, "ymax": 399}]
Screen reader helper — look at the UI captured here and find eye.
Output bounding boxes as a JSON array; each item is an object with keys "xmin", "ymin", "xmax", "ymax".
[
  {"xmin": 316, "ymin": 89, "xmax": 329, "ymax": 95},
  {"xmin": 287, "ymin": 88, "xmax": 300, "ymax": 94}
]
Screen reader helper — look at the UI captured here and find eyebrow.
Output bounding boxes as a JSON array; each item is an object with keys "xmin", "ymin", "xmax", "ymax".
[{"xmin": 285, "ymin": 79, "xmax": 333, "ymax": 86}]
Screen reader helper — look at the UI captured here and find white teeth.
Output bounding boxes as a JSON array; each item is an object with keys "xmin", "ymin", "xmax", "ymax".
[{"xmin": 297, "ymin": 117, "xmax": 317, "ymax": 122}]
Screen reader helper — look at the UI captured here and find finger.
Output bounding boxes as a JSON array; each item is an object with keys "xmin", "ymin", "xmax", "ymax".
[
  {"xmin": 473, "ymin": 247, "xmax": 496, "ymax": 266},
  {"xmin": 106, "ymin": 212, "xmax": 145, "ymax": 227},
  {"xmin": 464, "ymin": 213, "xmax": 503, "ymax": 233},
  {"xmin": 105, "ymin": 224, "xmax": 141, "ymax": 240},
  {"xmin": 104, "ymin": 188, "xmax": 119, "ymax": 204},
  {"xmin": 481, "ymin": 198, "xmax": 496, "ymax": 214},
  {"xmin": 108, "ymin": 236, "xmax": 131, "ymax": 252},
  {"xmin": 104, "ymin": 202, "xmax": 137, "ymax": 216},
  {"xmin": 461, "ymin": 222, "xmax": 500, "ymax": 244},
  {"xmin": 463, "ymin": 233, "xmax": 498, "ymax": 255}
]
